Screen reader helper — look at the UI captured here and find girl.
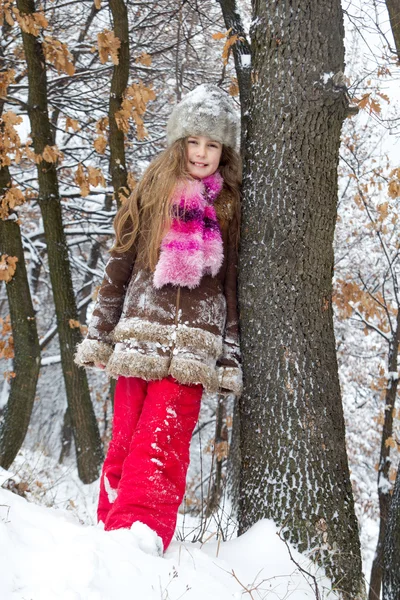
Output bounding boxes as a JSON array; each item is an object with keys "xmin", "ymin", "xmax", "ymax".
[{"xmin": 75, "ymin": 83, "xmax": 243, "ymax": 556}]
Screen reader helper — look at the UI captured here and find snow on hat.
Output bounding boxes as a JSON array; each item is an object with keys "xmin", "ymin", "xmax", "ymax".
[{"xmin": 166, "ymin": 84, "xmax": 240, "ymax": 151}]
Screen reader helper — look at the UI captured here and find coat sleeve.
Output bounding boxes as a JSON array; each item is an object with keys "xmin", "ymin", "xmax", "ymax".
[
  {"xmin": 74, "ymin": 239, "xmax": 137, "ymax": 368},
  {"xmin": 216, "ymin": 214, "xmax": 243, "ymax": 396}
]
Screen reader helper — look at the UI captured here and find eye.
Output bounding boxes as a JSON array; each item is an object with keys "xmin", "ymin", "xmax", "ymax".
[{"xmin": 188, "ymin": 139, "xmax": 198, "ymax": 144}]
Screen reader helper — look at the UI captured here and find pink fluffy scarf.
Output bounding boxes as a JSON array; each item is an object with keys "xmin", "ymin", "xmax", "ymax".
[{"xmin": 153, "ymin": 171, "xmax": 224, "ymax": 289}]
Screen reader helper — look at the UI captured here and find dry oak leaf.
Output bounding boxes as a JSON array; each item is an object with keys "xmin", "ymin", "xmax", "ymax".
[
  {"xmin": 388, "ymin": 168, "xmax": 400, "ymax": 199},
  {"xmin": 75, "ymin": 163, "xmax": 105, "ymax": 196},
  {"xmin": 385, "ymin": 437, "xmax": 397, "ymax": 449},
  {"xmin": 0, "ymin": 110, "xmax": 23, "ymax": 167},
  {"xmin": 43, "ymin": 36, "xmax": 75, "ymax": 76},
  {"xmin": 75, "ymin": 163, "xmax": 90, "ymax": 197},
  {"xmin": 41, "ymin": 144, "xmax": 63, "ymax": 163},
  {"xmin": 0, "ymin": 254, "xmax": 18, "ymax": 283},
  {"xmin": 212, "ymin": 28, "xmax": 241, "ymax": 66},
  {"xmin": 0, "ymin": 186, "xmax": 26, "ymax": 220},
  {"xmin": 0, "ymin": 315, "xmax": 12, "ymax": 336},
  {"xmin": 0, "ymin": 1, "xmax": 15, "ymax": 27},
  {"xmin": 229, "ymin": 77, "xmax": 239, "ymax": 97},
  {"xmin": 0, "ymin": 315, "xmax": 14, "ymax": 359},
  {"xmin": 68, "ymin": 319, "xmax": 87, "ymax": 335},
  {"xmin": 13, "ymin": 6, "xmax": 48, "ymax": 36},
  {"xmin": 115, "ymin": 82, "xmax": 155, "ymax": 138},
  {"xmin": 136, "ymin": 52, "xmax": 152, "ymax": 67},
  {"xmin": 97, "ymin": 29, "xmax": 121, "ymax": 65},
  {"xmin": 0, "ymin": 336, "xmax": 14, "ymax": 359},
  {"xmin": 65, "ymin": 117, "xmax": 80, "ymax": 132},
  {"xmin": 96, "ymin": 117, "xmax": 109, "ymax": 133},
  {"xmin": 4, "ymin": 370, "xmax": 16, "ymax": 382},
  {"xmin": 94, "ymin": 135, "xmax": 107, "ymax": 154},
  {"xmin": 87, "ymin": 165, "xmax": 106, "ymax": 187},
  {"xmin": 94, "ymin": 0, "xmax": 101, "ymax": 8},
  {"xmin": 0, "ymin": 69, "xmax": 16, "ymax": 99}
]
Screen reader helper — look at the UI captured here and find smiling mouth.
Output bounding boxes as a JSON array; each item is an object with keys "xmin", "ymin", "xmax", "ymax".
[{"xmin": 190, "ymin": 161, "xmax": 208, "ymax": 167}]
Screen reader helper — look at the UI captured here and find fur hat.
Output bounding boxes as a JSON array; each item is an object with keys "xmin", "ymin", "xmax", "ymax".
[{"xmin": 166, "ymin": 84, "xmax": 240, "ymax": 151}]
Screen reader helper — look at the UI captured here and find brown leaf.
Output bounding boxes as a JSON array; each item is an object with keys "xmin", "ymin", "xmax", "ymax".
[
  {"xmin": 222, "ymin": 34, "xmax": 239, "ymax": 65},
  {"xmin": 0, "ymin": 187, "xmax": 26, "ymax": 220},
  {"xmin": 97, "ymin": 30, "xmax": 121, "ymax": 65},
  {"xmin": 94, "ymin": 136, "xmax": 107, "ymax": 154},
  {"xmin": 41, "ymin": 145, "xmax": 63, "ymax": 164},
  {"xmin": 212, "ymin": 30, "xmax": 230, "ymax": 41},
  {"xmin": 0, "ymin": 254, "xmax": 18, "ymax": 283},
  {"xmin": 356, "ymin": 93, "xmax": 371, "ymax": 110},
  {"xmin": 0, "ymin": 69, "xmax": 16, "ymax": 99},
  {"xmin": 136, "ymin": 52, "xmax": 152, "ymax": 67},
  {"xmin": 65, "ymin": 117, "xmax": 80, "ymax": 132},
  {"xmin": 229, "ymin": 77, "xmax": 239, "ymax": 97},
  {"xmin": 43, "ymin": 36, "xmax": 75, "ymax": 76},
  {"xmin": 13, "ymin": 7, "xmax": 49, "ymax": 36}
]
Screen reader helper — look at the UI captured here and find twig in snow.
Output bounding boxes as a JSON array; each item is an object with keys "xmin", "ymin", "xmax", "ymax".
[{"xmin": 277, "ymin": 524, "xmax": 321, "ymax": 600}]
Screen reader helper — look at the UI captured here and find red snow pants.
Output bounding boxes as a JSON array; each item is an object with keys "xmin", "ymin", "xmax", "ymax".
[{"xmin": 98, "ymin": 375, "xmax": 203, "ymax": 551}]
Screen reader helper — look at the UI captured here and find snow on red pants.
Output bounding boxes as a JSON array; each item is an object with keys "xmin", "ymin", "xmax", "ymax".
[{"xmin": 98, "ymin": 374, "xmax": 203, "ymax": 551}]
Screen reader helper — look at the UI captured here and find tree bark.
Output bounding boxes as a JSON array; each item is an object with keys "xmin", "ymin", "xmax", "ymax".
[
  {"xmin": 108, "ymin": 0, "xmax": 130, "ymax": 205},
  {"xmin": 383, "ymin": 465, "xmax": 400, "ymax": 600},
  {"xmin": 369, "ymin": 310, "xmax": 400, "ymax": 600},
  {"xmin": 385, "ymin": 0, "xmax": 400, "ymax": 60},
  {"xmin": 237, "ymin": 1, "xmax": 364, "ymax": 597},
  {"xmin": 16, "ymin": 0, "xmax": 103, "ymax": 483},
  {"xmin": 0, "ymin": 189, "xmax": 41, "ymax": 468},
  {"xmin": 217, "ymin": 0, "xmax": 251, "ymax": 150},
  {"xmin": 0, "ymin": 26, "xmax": 41, "ymax": 467}
]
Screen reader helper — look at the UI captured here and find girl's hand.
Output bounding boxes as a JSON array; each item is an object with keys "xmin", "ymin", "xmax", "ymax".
[{"xmin": 95, "ymin": 362, "xmax": 106, "ymax": 370}]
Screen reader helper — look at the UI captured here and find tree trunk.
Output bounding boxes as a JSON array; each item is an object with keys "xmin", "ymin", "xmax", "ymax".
[
  {"xmin": 108, "ymin": 0, "xmax": 130, "ymax": 205},
  {"xmin": 217, "ymin": 0, "xmax": 251, "ymax": 149},
  {"xmin": 0, "ymin": 28, "xmax": 41, "ymax": 465},
  {"xmin": 206, "ymin": 395, "xmax": 228, "ymax": 517},
  {"xmin": 369, "ymin": 311, "xmax": 400, "ymax": 600},
  {"xmin": 0, "ymin": 193, "xmax": 41, "ymax": 468},
  {"xmin": 17, "ymin": 0, "xmax": 103, "ymax": 483},
  {"xmin": 237, "ymin": 1, "xmax": 364, "ymax": 597},
  {"xmin": 383, "ymin": 465, "xmax": 400, "ymax": 600},
  {"xmin": 385, "ymin": 0, "xmax": 400, "ymax": 60}
]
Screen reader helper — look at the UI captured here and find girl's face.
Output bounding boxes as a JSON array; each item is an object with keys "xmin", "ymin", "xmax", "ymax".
[{"xmin": 186, "ymin": 135, "xmax": 223, "ymax": 179}]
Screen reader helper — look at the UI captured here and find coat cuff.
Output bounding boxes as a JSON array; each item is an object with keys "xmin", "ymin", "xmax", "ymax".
[
  {"xmin": 74, "ymin": 338, "xmax": 113, "ymax": 368},
  {"xmin": 216, "ymin": 363, "xmax": 243, "ymax": 396}
]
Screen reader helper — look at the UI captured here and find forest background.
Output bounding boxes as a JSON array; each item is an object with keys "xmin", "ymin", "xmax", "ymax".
[{"xmin": 0, "ymin": 0, "xmax": 399, "ymax": 599}]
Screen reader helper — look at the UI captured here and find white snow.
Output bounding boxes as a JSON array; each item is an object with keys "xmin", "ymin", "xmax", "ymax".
[
  {"xmin": 0, "ymin": 469, "xmax": 338, "ymax": 600},
  {"xmin": 240, "ymin": 54, "xmax": 251, "ymax": 68}
]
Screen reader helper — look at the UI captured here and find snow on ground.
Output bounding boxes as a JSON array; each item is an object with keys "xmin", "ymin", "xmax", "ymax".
[{"xmin": 0, "ymin": 461, "xmax": 337, "ymax": 600}]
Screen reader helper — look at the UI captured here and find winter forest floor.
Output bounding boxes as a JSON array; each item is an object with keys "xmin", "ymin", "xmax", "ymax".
[{"xmin": 1, "ymin": 453, "xmax": 339, "ymax": 600}]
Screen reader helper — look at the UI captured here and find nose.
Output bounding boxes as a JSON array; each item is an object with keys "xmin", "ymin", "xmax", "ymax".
[{"xmin": 195, "ymin": 143, "xmax": 207, "ymax": 157}]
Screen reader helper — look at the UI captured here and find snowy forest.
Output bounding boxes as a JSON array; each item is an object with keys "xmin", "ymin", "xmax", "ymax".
[{"xmin": 0, "ymin": 0, "xmax": 400, "ymax": 598}]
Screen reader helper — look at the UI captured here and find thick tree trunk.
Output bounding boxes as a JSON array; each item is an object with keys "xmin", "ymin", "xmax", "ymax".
[
  {"xmin": 17, "ymin": 0, "xmax": 103, "ymax": 483},
  {"xmin": 383, "ymin": 465, "xmax": 400, "ymax": 600},
  {"xmin": 108, "ymin": 0, "xmax": 129, "ymax": 205},
  {"xmin": 238, "ymin": 1, "xmax": 364, "ymax": 597},
  {"xmin": 369, "ymin": 311, "xmax": 400, "ymax": 600}
]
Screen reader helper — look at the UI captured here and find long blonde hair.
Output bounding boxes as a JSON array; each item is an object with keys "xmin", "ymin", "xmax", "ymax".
[{"xmin": 112, "ymin": 137, "xmax": 242, "ymax": 271}]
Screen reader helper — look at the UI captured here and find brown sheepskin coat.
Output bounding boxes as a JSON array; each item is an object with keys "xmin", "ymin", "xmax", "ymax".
[{"xmin": 74, "ymin": 187, "xmax": 242, "ymax": 395}]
